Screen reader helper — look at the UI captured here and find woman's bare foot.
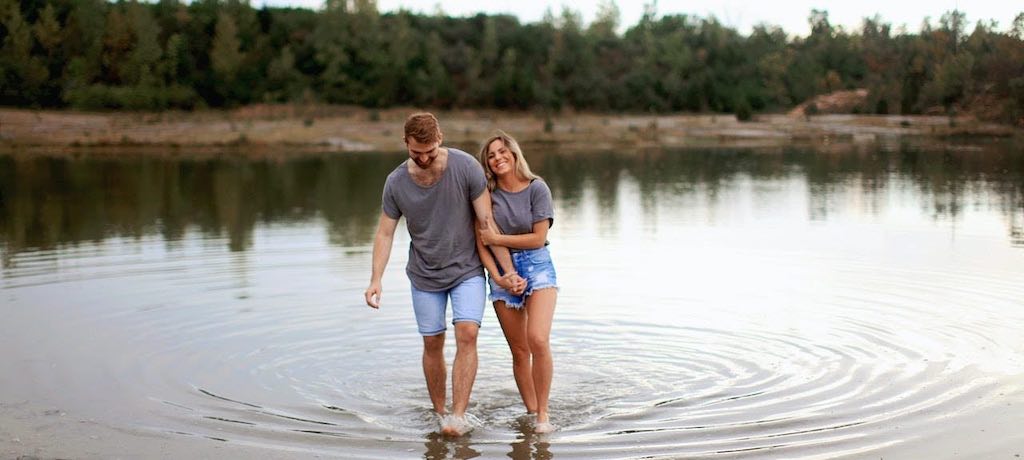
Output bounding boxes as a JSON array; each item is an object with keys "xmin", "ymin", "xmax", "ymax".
[{"xmin": 533, "ymin": 420, "xmax": 557, "ymax": 434}]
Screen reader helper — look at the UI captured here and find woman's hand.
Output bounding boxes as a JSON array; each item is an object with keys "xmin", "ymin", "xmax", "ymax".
[
  {"xmin": 498, "ymin": 272, "xmax": 527, "ymax": 295},
  {"xmin": 478, "ymin": 224, "xmax": 501, "ymax": 246}
]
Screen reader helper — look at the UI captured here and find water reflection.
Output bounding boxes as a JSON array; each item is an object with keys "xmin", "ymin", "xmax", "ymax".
[
  {"xmin": 0, "ymin": 153, "xmax": 404, "ymax": 264},
  {"xmin": 507, "ymin": 416, "xmax": 553, "ymax": 460},
  {"xmin": 2, "ymin": 141, "xmax": 1023, "ymax": 459},
  {"xmin": 1, "ymin": 141, "xmax": 1022, "ymax": 265},
  {"xmin": 423, "ymin": 432, "xmax": 482, "ymax": 460}
]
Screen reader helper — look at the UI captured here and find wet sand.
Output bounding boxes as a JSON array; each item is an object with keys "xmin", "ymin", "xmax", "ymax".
[{"xmin": 0, "ymin": 106, "xmax": 1019, "ymax": 155}]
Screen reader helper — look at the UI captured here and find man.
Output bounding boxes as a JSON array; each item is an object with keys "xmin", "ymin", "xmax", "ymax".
[{"xmin": 364, "ymin": 112, "xmax": 522, "ymax": 436}]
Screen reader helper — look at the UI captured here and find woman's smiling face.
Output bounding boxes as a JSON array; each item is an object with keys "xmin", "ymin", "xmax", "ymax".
[{"xmin": 486, "ymin": 139, "xmax": 515, "ymax": 177}]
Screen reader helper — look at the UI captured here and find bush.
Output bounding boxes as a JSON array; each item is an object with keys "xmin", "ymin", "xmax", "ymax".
[
  {"xmin": 65, "ymin": 84, "xmax": 198, "ymax": 110},
  {"xmin": 875, "ymin": 99, "xmax": 889, "ymax": 114},
  {"xmin": 735, "ymin": 97, "xmax": 753, "ymax": 122}
]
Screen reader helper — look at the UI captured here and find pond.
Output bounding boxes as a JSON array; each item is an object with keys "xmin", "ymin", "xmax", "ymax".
[{"xmin": 1, "ymin": 140, "xmax": 1023, "ymax": 459}]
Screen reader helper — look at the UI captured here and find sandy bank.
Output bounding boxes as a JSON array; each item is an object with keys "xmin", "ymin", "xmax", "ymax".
[{"xmin": 0, "ymin": 106, "xmax": 1020, "ymax": 155}]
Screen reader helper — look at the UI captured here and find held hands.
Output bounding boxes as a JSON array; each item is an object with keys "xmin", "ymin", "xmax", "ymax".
[
  {"xmin": 498, "ymin": 272, "xmax": 527, "ymax": 296},
  {"xmin": 365, "ymin": 282, "xmax": 382, "ymax": 308}
]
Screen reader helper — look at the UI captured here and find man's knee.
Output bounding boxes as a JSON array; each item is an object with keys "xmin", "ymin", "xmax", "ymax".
[
  {"xmin": 423, "ymin": 333, "xmax": 445, "ymax": 354},
  {"xmin": 454, "ymin": 322, "xmax": 479, "ymax": 348}
]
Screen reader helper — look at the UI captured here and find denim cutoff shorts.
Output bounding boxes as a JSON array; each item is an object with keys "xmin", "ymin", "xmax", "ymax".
[{"xmin": 488, "ymin": 246, "xmax": 559, "ymax": 309}]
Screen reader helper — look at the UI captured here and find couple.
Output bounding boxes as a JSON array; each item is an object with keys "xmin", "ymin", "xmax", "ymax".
[{"xmin": 364, "ymin": 113, "xmax": 558, "ymax": 437}]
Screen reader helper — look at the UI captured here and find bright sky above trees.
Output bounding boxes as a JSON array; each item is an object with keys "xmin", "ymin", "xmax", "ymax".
[{"xmin": 263, "ymin": 0, "xmax": 1021, "ymax": 36}]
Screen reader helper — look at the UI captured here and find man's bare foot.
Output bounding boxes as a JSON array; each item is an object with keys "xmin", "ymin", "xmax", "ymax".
[{"xmin": 440, "ymin": 414, "xmax": 474, "ymax": 436}]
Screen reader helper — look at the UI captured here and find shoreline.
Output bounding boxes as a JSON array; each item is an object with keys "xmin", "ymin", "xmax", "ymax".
[{"xmin": 1, "ymin": 106, "xmax": 1020, "ymax": 155}]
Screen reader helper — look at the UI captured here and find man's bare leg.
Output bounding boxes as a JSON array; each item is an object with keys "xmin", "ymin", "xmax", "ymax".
[
  {"xmin": 441, "ymin": 321, "xmax": 479, "ymax": 436},
  {"xmin": 422, "ymin": 333, "xmax": 447, "ymax": 416}
]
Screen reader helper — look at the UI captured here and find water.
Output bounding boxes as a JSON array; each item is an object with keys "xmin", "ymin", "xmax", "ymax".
[{"xmin": 2, "ymin": 142, "xmax": 1023, "ymax": 459}]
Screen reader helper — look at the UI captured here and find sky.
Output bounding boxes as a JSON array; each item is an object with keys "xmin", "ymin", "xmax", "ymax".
[{"xmin": 267, "ymin": 0, "xmax": 1022, "ymax": 36}]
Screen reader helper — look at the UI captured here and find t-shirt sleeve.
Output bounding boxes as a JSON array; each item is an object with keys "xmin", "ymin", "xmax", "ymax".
[
  {"xmin": 466, "ymin": 157, "xmax": 487, "ymax": 201},
  {"xmin": 382, "ymin": 177, "xmax": 402, "ymax": 219},
  {"xmin": 531, "ymin": 180, "xmax": 554, "ymax": 228}
]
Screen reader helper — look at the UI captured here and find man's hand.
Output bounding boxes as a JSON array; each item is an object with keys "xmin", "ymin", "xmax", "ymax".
[
  {"xmin": 365, "ymin": 282, "xmax": 382, "ymax": 308},
  {"xmin": 367, "ymin": 213, "xmax": 398, "ymax": 310}
]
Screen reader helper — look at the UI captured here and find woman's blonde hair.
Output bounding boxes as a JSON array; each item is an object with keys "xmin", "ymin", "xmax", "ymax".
[{"xmin": 477, "ymin": 131, "xmax": 539, "ymax": 191}]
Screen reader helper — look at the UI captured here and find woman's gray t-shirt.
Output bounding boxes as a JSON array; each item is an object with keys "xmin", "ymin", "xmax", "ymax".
[
  {"xmin": 491, "ymin": 179, "xmax": 554, "ymax": 238},
  {"xmin": 381, "ymin": 148, "xmax": 487, "ymax": 291}
]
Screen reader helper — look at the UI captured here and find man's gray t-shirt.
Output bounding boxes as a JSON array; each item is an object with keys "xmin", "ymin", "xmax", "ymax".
[
  {"xmin": 382, "ymin": 148, "xmax": 487, "ymax": 291},
  {"xmin": 491, "ymin": 179, "xmax": 554, "ymax": 238}
]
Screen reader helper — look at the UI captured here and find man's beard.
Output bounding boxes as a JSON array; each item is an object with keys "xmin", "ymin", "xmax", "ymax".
[{"xmin": 413, "ymin": 157, "xmax": 433, "ymax": 169}]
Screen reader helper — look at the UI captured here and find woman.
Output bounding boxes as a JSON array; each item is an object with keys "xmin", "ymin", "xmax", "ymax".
[{"xmin": 475, "ymin": 131, "xmax": 559, "ymax": 433}]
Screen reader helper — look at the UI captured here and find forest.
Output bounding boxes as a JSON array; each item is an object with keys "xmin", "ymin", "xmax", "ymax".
[{"xmin": 1, "ymin": 0, "xmax": 1022, "ymax": 123}]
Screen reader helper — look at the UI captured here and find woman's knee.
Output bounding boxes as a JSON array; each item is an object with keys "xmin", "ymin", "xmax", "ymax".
[
  {"xmin": 508, "ymin": 342, "xmax": 531, "ymax": 363},
  {"xmin": 527, "ymin": 332, "xmax": 550, "ymax": 354}
]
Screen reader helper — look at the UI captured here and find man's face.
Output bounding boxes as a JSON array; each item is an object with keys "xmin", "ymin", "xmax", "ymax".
[{"xmin": 406, "ymin": 137, "xmax": 440, "ymax": 169}]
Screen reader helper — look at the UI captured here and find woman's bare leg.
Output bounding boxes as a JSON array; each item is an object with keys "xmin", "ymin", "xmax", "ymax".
[
  {"xmin": 493, "ymin": 301, "xmax": 537, "ymax": 413},
  {"xmin": 525, "ymin": 289, "xmax": 556, "ymax": 424}
]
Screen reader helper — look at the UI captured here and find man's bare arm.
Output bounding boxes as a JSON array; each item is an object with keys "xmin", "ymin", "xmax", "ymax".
[
  {"xmin": 471, "ymin": 190, "xmax": 525, "ymax": 293},
  {"xmin": 365, "ymin": 212, "xmax": 399, "ymax": 308}
]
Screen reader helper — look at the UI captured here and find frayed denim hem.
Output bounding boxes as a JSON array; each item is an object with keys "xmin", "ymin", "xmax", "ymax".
[
  {"xmin": 490, "ymin": 294, "xmax": 524, "ymax": 309},
  {"xmin": 523, "ymin": 284, "xmax": 559, "ymax": 299},
  {"xmin": 491, "ymin": 284, "xmax": 558, "ymax": 310}
]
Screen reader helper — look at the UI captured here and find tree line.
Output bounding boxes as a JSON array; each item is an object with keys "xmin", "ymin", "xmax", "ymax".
[{"xmin": 1, "ymin": 0, "xmax": 1022, "ymax": 123}]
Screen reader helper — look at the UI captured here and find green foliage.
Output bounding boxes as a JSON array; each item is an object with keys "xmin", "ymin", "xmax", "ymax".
[
  {"xmin": 65, "ymin": 83, "xmax": 197, "ymax": 109},
  {"xmin": 0, "ymin": 0, "xmax": 1020, "ymax": 124},
  {"xmin": 734, "ymin": 95, "xmax": 753, "ymax": 121},
  {"xmin": 211, "ymin": 13, "xmax": 242, "ymax": 81},
  {"xmin": 0, "ymin": 0, "xmax": 49, "ymax": 104},
  {"xmin": 32, "ymin": 4, "xmax": 61, "ymax": 53}
]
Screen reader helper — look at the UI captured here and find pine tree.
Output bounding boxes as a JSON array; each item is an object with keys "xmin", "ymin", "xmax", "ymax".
[
  {"xmin": 0, "ymin": 0, "xmax": 49, "ymax": 104},
  {"xmin": 211, "ymin": 12, "xmax": 243, "ymax": 83}
]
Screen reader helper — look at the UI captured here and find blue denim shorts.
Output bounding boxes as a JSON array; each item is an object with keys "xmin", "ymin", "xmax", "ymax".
[
  {"xmin": 488, "ymin": 247, "xmax": 559, "ymax": 309},
  {"xmin": 410, "ymin": 275, "xmax": 486, "ymax": 336}
]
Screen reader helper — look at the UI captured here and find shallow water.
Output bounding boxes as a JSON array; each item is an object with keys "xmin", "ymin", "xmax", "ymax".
[{"xmin": 2, "ymin": 142, "xmax": 1023, "ymax": 459}]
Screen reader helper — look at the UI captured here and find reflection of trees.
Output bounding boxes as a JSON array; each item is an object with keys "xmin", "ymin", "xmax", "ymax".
[
  {"xmin": 1, "ymin": 143, "xmax": 1022, "ymax": 264},
  {"xmin": 535, "ymin": 150, "xmax": 625, "ymax": 234},
  {"xmin": 0, "ymin": 153, "xmax": 402, "ymax": 264},
  {"xmin": 533, "ymin": 141, "xmax": 1024, "ymax": 244},
  {"xmin": 801, "ymin": 147, "xmax": 891, "ymax": 221},
  {"xmin": 1011, "ymin": 205, "xmax": 1024, "ymax": 247},
  {"xmin": 316, "ymin": 154, "xmax": 402, "ymax": 247},
  {"xmin": 536, "ymin": 147, "xmax": 791, "ymax": 223}
]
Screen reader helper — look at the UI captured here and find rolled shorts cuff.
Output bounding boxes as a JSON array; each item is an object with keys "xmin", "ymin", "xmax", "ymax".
[{"xmin": 411, "ymin": 275, "xmax": 485, "ymax": 336}]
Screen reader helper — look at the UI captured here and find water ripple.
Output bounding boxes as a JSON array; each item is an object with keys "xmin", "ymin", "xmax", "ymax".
[{"xmin": 2, "ymin": 229, "xmax": 1023, "ymax": 458}]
